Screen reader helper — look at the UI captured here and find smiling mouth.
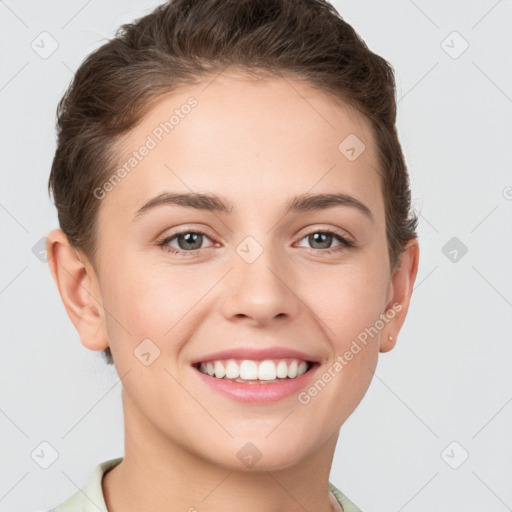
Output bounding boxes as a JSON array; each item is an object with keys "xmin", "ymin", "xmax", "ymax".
[{"xmin": 193, "ymin": 357, "xmax": 316, "ymax": 384}]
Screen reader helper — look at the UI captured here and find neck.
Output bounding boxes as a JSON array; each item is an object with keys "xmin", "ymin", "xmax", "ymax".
[{"xmin": 102, "ymin": 389, "xmax": 342, "ymax": 512}]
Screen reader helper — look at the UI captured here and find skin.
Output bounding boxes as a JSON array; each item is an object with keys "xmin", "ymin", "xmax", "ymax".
[{"xmin": 47, "ymin": 71, "xmax": 419, "ymax": 512}]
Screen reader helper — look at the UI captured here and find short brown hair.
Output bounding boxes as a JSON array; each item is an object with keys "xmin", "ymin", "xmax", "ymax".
[{"xmin": 48, "ymin": 0, "xmax": 419, "ymax": 366}]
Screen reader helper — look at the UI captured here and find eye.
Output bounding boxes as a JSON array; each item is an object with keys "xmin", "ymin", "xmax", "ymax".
[
  {"xmin": 295, "ymin": 229, "xmax": 354, "ymax": 253},
  {"xmin": 157, "ymin": 230, "xmax": 215, "ymax": 255},
  {"xmin": 156, "ymin": 227, "xmax": 355, "ymax": 257}
]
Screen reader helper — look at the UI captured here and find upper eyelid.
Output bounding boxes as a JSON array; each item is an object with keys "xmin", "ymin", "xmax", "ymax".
[
  {"xmin": 161, "ymin": 222, "xmax": 352, "ymax": 237},
  {"xmin": 158, "ymin": 224, "xmax": 216, "ymax": 239},
  {"xmin": 159, "ymin": 228, "xmax": 216, "ymax": 243},
  {"xmin": 296, "ymin": 225, "xmax": 353, "ymax": 241}
]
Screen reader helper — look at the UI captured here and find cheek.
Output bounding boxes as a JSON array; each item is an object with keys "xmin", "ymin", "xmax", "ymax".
[
  {"xmin": 101, "ymin": 261, "xmax": 212, "ymax": 349},
  {"xmin": 100, "ymin": 245, "xmax": 389, "ymax": 364},
  {"xmin": 305, "ymin": 260, "xmax": 389, "ymax": 344}
]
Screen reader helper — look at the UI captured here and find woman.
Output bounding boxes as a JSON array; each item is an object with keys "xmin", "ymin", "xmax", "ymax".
[{"xmin": 45, "ymin": 0, "xmax": 420, "ymax": 510}]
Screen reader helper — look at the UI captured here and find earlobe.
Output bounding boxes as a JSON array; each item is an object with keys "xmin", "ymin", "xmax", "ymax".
[
  {"xmin": 380, "ymin": 238, "xmax": 420, "ymax": 353},
  {"xmin": 380, "ymin": 334, "xmax": 397, "ymax": 353},
  {"xmin": 46, "ymin": 229, "xmax": 109, "ymax": 352}
]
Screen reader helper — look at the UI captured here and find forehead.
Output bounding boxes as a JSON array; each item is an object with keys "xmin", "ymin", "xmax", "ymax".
[{"xmin": 100, "ymin": 72, "xmax": 384, "ymax": 227}]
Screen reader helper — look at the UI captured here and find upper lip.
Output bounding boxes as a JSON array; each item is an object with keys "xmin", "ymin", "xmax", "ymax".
[{"xmin": 190, "ymin": 347, "xmax": 320, "ymax": 365}]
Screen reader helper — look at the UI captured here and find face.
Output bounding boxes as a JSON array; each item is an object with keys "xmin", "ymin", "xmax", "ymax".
[{"xmin": 79, "ymin": 72, "xmax": 412, "ymax": 471}]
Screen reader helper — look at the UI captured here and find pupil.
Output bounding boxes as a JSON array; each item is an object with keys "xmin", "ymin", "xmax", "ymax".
[
  {"xmin": 180, "ymin": 233, "xmax": 201, "ymax": 250},
  {"xmin": 310, "ymin": 232, "xmax": 331, "ymax": 249},
  {"xmin": 177, "ymin": 232, "xmax": 333, "ymax": 251}
]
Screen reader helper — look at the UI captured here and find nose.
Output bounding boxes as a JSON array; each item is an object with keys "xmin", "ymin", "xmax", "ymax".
[{"xmin": 220, "ymin": 241, "xmax": 300, "ymax": 327}]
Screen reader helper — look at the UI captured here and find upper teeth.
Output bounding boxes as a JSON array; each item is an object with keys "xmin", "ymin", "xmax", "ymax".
[{"xmin": 198, "ymin": 358, "xmax": 309, "ymax": 381}]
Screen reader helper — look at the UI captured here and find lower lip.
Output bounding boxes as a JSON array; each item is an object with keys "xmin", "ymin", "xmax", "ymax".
[{"xmin": 193, "ymin": 364, "xmax": 319, "ymax": 403}]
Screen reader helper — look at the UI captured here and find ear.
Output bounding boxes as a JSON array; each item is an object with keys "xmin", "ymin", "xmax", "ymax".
[
  {"xmin": 380, "ymin": 238, "xmax": 420, "ymax": 353},
  {"xmin": 46, "ymin": 229, "xmax": 109, "ymax": 352}
]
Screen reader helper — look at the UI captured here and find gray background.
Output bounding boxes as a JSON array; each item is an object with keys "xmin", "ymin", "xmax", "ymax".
[{"xmin": 1, "ymin": 1, "xmax": 511, "ymax": 511}]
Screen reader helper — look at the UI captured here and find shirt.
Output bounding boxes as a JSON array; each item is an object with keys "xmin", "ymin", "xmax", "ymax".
[{"xmin": 46, "ymin": 457, "xmax": 364, "ymax": 512}]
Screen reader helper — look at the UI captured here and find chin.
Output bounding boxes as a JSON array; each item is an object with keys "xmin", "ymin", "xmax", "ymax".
[{"xmin": 199, "ymin": 436, "xmax": 315, "ymax": 473}]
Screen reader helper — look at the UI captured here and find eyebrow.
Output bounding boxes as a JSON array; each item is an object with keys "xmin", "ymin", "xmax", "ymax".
[{"xmin": 133, "ymin": 191, "xmax": 374, "ymax": 223}]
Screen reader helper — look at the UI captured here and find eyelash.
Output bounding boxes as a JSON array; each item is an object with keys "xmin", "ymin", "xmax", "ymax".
[{"xmin": 156, "ymin": 228, "xmax": 355, "ymax": 256}]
